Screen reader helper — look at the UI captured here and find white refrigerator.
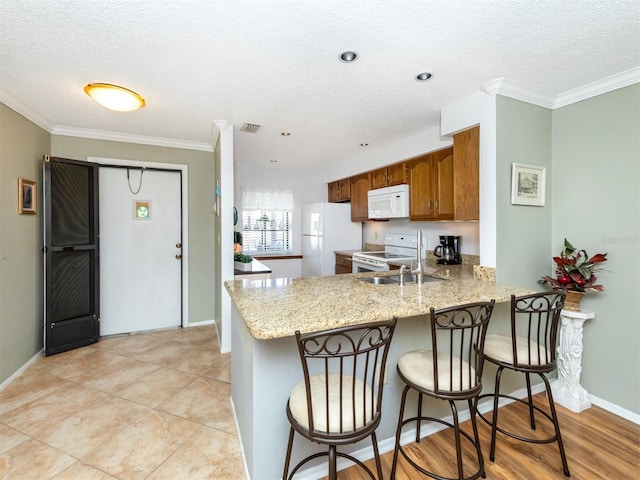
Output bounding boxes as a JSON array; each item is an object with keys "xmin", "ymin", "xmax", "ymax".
[{"xmin": 302, "ymin": 203, "xmax": 362, "ymax": 277}]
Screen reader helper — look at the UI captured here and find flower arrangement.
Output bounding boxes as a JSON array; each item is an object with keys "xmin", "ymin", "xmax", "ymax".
[{"xmin": 540, "ymin": 239, "xmax": 608, "ymax": 293}]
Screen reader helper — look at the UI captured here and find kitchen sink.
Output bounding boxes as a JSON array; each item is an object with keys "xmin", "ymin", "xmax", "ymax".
[
  {"xmin": 387, "ymin": 274, "xmax": 444, "ymax": 283},
  {"xmin": 359, "ymin": 276, "xmax": 398, "ymax": 285},
  {"xmin": 359, "ymin": 275, "xmax": 444, "ymax": 285}
]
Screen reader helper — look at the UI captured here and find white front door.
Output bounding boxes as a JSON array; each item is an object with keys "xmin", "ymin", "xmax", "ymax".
[{"xmin": 99, "ymin": 167, "xmax": 182, "ymax": 335}]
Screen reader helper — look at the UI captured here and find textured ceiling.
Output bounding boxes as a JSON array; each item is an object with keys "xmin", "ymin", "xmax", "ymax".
[{"xmin": 1, "ymin": 1, "xmax": 639, "ymax": 167}]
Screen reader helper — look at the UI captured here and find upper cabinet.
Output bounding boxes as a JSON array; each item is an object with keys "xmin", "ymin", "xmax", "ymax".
[
  {"xmin": 452, "ymin": 126, "xmax": 479, "ymax": 221},
  {"xmin": 350, "ymin": 173, "xmax": 370, "ymax": 222},
  {"xmin": 328, "ymin": 178, "xmax": 351, "ymax": 203},
  {"xmin": 370, "ymin": 162, "xmax": 407, "ymax": 190},
  {"xmin": 407, "ymin": 147, "xmax": 454, "ymax": 221},
  {"xmin": 326, "ymin": 125, "xmax": 478, "ymax": 222}
]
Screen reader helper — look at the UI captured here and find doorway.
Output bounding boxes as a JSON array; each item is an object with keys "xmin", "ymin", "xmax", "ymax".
[{"xmin": 89, "ymin": 157, "xmax": 189, "ymax": 335}]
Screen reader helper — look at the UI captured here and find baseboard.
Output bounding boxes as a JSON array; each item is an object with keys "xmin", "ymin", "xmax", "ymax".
[
  {"xmin": 590, "ymin": 394, "xmax": 640, "ymax": 425},
  {"xmin": 187, "ymin": 319, "xmax": 215, "ymax": 327},
  {"xmin": 230, "ymin": 396, "xmax": 251, "ymax": 480},
  {"xmin": 0, "ymin": 349, "xmax": 43, "ymax": 392}
]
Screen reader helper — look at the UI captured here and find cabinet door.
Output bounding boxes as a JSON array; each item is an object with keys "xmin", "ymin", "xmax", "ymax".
[
  {"xmin": 370, "ymin": 167, "xmax": 388, "ymax": 190},
  {"xmin": 337, "ymin": 178, "xmax": 351, "ymax": 201},
  {"xmin": 408, "ymin": 154, "xmax": 434, "ymax": 220},
  {"xmin": 433, "ymin": 147, "xmax": 454, "ymax": 220},
  {"xmin": 328, "ymin": 181, "xmax": 340, "ymax": 202},
  {"xmin": 350, "ymin": 173, "xmax": 370, "ymax": 222},
  {"xmin": 387, "ymin": 162, "xmax": 406, "ymax": 186},
  {"xmin": 335, "ymin": 254, "xmax": 352, "ymax": 274},
  {"xmin": 453, "ymin": 126, "xmax": 479, "ymax": 220}
]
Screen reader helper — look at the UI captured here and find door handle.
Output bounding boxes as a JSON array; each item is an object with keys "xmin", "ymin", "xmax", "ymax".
[
  {"xmin": 175, "ymin": 254, "xmax": 182, "ymax": 260},
  {"xmin": 176, "ymin": 243, "xmax": 182, "ymax": 248}
]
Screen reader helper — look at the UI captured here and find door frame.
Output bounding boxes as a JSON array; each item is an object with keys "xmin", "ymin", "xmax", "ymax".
[{"xmin": 88, "ymin": 157, "xmax": 189, "ymax": 328}]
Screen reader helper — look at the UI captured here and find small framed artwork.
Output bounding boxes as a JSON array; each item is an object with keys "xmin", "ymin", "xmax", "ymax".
[
  {"xmin": 511, "ymin": 163, "xmax": 546, "ymax": 206},
  {"xmin": 134, "ymin": 200, "xmax": 151, "ymax": 220},
  {"xmin": 18, "ymin": 178, "xmax": 37, "ymax": 214}
]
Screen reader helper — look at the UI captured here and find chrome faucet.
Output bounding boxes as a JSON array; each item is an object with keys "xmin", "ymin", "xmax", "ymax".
[{"xmin": 411, "ymin": 230, "xmax": 424, "ymax": 284}]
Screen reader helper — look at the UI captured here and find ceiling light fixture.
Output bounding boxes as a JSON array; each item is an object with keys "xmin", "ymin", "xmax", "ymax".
[
  {"xmin": 415, "ymin": 72, "xmax": 433, "ymax": 82},
  {"xmin": 339, "ymin": 51, "xmax": 358, "ymax": 63},
  {"xmin": 270, "ymin": 159, "xmax": 278, "ymax": 163},
  {"xmin": 84, "ymin": 83, "xmax": 146, "ymax": 112},
  {"xmin": 360, "ymin": 143, "xmax": 369, "ymax": 147},
  {"xmin": 281, "ymin": 132, "xmax": 290, "ymax": 136}
]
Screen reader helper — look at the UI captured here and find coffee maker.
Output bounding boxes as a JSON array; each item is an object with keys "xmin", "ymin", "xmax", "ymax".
[{"xmin": 433, "ymin": 235, "xmax": 461, "ymax": 265}]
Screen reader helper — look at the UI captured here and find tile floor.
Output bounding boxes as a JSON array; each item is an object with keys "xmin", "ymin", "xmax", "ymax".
[{"xmin": 0, "ymin": 326, "xmax": 246, "ymax": 480}]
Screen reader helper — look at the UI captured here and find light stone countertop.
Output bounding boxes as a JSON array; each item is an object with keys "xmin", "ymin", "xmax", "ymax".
[{"xmin": 225, "ymin": 262, "xmax": 533, "ymax": 340}]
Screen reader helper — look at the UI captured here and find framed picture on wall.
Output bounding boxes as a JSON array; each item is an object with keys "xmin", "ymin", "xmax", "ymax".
[
  {"xmin": 511, "ymin": 163, "xmax": 546, "ymax": 206},
  {"xmin": 18, "ymin": 178, "xmax": 37, "ymax": 214}
]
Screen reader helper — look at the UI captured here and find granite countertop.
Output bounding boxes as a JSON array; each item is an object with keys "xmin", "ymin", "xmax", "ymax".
[
  {"xmin": 233, "ymin": 258, "xmax": 272, "ymax": 276},
  {"xmin": 225, "ymin": 261, "xmax": 532, "ymax": 340}
]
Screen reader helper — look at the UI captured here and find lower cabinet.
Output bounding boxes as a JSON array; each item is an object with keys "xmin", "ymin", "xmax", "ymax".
[{"xmin": 335, "ymin": 253, "xmax": 353, "ymax": 274}]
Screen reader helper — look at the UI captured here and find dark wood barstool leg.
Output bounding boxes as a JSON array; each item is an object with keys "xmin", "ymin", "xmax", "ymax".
[
  {"xmin": 416, "ymin": 392, "xmax": 423, "ymax": 442},
  {"xmin": 468, "ymin": 398, "xmax": 486, "ymax": 478},
  {"xmin": 449, "ymin": 400, "xmax": 464, "ymax": 479},
  {"xmin": 489, "ymin": 365, "xmax": 505, "ymax": 462},
  {"xmin": 390, "ymin": 385, "xmax": 411, "ymax": 480},
  {"xmin": 282, "ymin": 426, "xmax": 295, "ymax": 480},
  {"xmin": 371, "ymin": 431, "xmax": 383, "ymax": 480},
  {"xmin": 525, "ymin": 372, "xmax": 536, "ymax": 430},
  {"xmin": 542, "ymin": 374, "xmax": 571, "ymax": 477},
  {"xmin": 328, "ymin": 445, "xmax": 337, "ymax": 480}
]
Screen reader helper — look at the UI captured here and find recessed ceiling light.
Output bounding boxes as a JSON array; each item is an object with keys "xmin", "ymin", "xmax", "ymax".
[
  {"xmin": 84, "ymin": 83, "xmax": 145, "ymax": 111},
  {"xmin": 281, "ymin": 132, "xmax": 290, "ymax": 136},
  {"xmin": 270, "ymin": 159, "xmax": 278, "ymax": 163},
  {"xmin": 339, "ymin": 51, "xmax": 358, "ymax": 63},
  {"xmin": 416, "ymin": 72, "xmax": 433, "ymax": 82},
  {"xmin": 360, "ymin": 143, "xmax": 369, "ymax": 147}
]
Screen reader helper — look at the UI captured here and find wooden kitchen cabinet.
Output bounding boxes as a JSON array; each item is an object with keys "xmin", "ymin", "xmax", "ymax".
[
  {"xmin": 370, "ymin": 162, "xmax": 406, "ymax": 189},
  {"xmin": 350, "ymin": 172, "xmax": 370, "ymax": 222},
  {"xmin": 452, "ymin": 126, "xmax": 479, "ymax": 221},
  {"xmin": 334, "ymin": 253, "xmax": 353, "ymax": 274},
  {"xmin": 407, "ymin": 147, "xmax": 454, "ymax": 220},
  {"xmin": 328, "ymin": 178, "xmax": 351, "ymax": 203}
]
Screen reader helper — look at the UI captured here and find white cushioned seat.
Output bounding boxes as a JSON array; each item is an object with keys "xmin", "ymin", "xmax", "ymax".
[
  {"xmin": 398, "ymin": 349, "xmax": 476, "ymax": 391},
  {"xmin": 289, "ymin": 373, "xmax": 374, "ymax": 432},
  {"xmin": 484, "ymin": 333, "xmax": 551, "ymax": 365}
]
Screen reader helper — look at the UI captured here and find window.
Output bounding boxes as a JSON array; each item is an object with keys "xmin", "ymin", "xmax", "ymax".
[{"xmin": 241, "ymin": 187, "xmax": 293, "ymax": 254}]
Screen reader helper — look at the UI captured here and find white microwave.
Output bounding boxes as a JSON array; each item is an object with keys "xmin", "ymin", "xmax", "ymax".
[{"xmin": 367, "ymin": 184, "xmax": 410, "ymax": 219}]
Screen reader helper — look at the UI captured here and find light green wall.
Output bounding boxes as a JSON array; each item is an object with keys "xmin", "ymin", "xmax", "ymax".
[
  {"xmin": 496, "ymin": 96, "xmax": 553, "ymax": 289},
  {"xmin": 551, "ymin": 84, "xmax": 640, "ymax": 414},
  {"xmin": 0, "ymin": 103, "xmax": 50, "ymax": 383},
  {"xmin": 50, "ymin": 136, "xmax": 216, "ymax": 326}
]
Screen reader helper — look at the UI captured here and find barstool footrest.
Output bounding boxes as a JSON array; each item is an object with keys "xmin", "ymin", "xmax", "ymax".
[
  {"xmin": 396, "ymin": 416, "xmax": 485, "ymax": 480},
  {"xmin": 476, "ymin": 393, "xmax": 560, "ymax": 445}
]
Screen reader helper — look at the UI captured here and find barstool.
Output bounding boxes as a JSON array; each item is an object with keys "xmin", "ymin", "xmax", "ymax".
[
  {"xmin": 391, "ymin": 301, "xmax": 495, "ymax": 480},
  {"xmin": 282, "ymin": 318, "xmax": 397, "ymax": 480},
  {"xmin": 477, "ymin": 291, "xmax": 570, "ymax": 477}
]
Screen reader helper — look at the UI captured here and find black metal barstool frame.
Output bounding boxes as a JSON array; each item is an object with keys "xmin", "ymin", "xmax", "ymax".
[
  {"xmin": 282, "ymin": 318, "xmax": 397, "ymax": 480},
  {"xmin": 476, "ymin": 291, "xmax": 570, "ymax": 477},
  {"xmin": 391, "ymin": 300, "xmax": 495, "ymax": 480}
]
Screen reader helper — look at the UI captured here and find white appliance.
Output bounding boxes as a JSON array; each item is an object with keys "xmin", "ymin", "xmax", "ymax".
[
  {"xmin": 352, "ymin": 233, "xmax": 418, "ymax": 273},
  {"xmin": 367, "ymin": 184, "xmax": 410, "ymax": 219},
  {"xmin": 302, "ymin": 203, "xmax": 362, "ymax": 277}
]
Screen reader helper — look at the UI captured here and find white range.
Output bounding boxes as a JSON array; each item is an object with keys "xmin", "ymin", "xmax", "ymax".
[{"xmin": 351, "ymin": 233, "xmax": 418, "ymax": 273}]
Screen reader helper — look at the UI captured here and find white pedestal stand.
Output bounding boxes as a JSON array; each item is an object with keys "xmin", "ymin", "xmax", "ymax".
[{"xmin": 551, "ymin": 308, "xmax": 595, "ymax": 413}]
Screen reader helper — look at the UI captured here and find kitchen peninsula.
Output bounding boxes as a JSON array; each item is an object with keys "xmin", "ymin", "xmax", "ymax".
[{"xmin": 225, "ymin": 264, "xmax": 532, "ymax": 479}]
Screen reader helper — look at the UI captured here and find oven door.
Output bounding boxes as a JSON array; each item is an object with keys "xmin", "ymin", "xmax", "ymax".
[{"xmin": 352, "ymin": 257, "xmax": 389, "ymax": 273}]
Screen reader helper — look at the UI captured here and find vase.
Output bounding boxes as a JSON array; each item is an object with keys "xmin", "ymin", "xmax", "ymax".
[{"xmin": 564, "ymin": 290, "xmax": 585, "ymax": 311}]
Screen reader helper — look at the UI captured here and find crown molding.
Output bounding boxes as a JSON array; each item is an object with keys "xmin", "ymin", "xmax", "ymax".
[
  {"xmin": 554, "ymin": 66, "xmax": 640, "ymax": 108},
  {"xmin": 482, "ymin": 78, "xmax": 556, "ymax": 108},
  {"xmin": 51, "ymin": 125, "xmax": 213, "ymax": 152},
  {"xmin": 0, "ymin": 87, "xmax": 54, "ymax": 132},
  {"xmin": 482, "ymin": 67, "xmax": 640, "ymax": 110}
]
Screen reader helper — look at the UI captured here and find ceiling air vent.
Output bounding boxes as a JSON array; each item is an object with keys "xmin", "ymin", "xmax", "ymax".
[{"xmin": 240, "ymin": 123, "xmax": 262, "ymax": 134}]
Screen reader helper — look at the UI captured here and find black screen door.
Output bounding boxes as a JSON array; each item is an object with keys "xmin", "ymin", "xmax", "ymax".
[{"xmin": 43, "ymin": 156, "xmax": 99, "ymax": 355}]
